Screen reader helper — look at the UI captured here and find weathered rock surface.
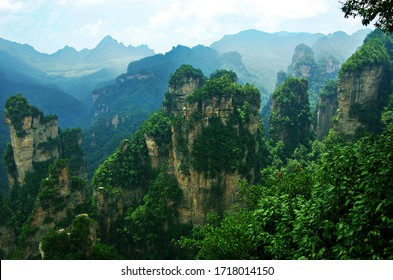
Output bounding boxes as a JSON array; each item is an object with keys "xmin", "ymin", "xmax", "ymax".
[
  {"xmin": 316, "ymin": 93, "xmax": 339, "ymax": 139},
  {"xmin": 21, "ymin": 164, "xmax": 87, "ymax": 259},
  {"xmin": 333, "ymin": 65, "xmax": 384, "ymax": 136},
  {"xmin": 164, "ymin": 76, "xmax": 261, "ymax": 224},
  {"xmin": 5, "ymin": 114, "xmax": 60, "ymax": 187},
  {"xmin": 94, "ymin": 67, "xmax": 263, "ymax": 236}
]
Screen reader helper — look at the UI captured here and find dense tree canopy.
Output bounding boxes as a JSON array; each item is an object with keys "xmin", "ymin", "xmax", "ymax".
[
  {"xmin": 180, "ymin": 116, "xmax": 393, "ymax": 259},
  {"xmin": 269, "ymin": 78, "xmax": 311, "ymax": 158}
]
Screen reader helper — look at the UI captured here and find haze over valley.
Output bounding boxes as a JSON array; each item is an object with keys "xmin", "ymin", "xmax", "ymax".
[{"xmin": 1, "ymin": 0, "xmax": 392, "ymax": 262}]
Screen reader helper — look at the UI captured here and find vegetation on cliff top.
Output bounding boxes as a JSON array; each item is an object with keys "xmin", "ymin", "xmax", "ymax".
[
  {"xmin": 342, "ymin": 30, "xmax": 393, "ymax": 137},
  {"xmin": 180, "ymin": 100, "xmax": 393, "ymax": 259},
  {"xmin": 4, "ymin": 94, "xmax": 57, "ymax": 137},
  {"xmin": 340, "ymin": 37, "xmax": 390, "ymax": 73},
  {"xmin": 269, "ymin": 78, "xmax": 311, "ymax": 158},
  {"xmin": 2, "ymin": 24, "xmax": 393, "ymax": 260},
  {"xmin": 5, "ymin": 94, "xmax": 39, "ymax": 124},
  {"xmin": 169, "ymin": 64, "xmax": 206, "ymax": 88},
  {"xmin": 89, "ymin": 65, "xmax": 266, "ymax": 259},
  {"xmin": 319, "ymin": 80, "xmax": 338, "ymax": 98}
]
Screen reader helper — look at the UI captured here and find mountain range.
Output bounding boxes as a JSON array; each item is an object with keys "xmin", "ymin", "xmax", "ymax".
[
  {"xmin": 210, "ymin": 29, "xmax": 370, "ymax": 93},
  {"xmin": 2, "ymin": 28, "xmax": 393, "ymax": 260},
  {"xmin": 0, "ymin": 29, "xmax": 370, "ymax": 192},
  {"xmin": 0, "ymin": 36, "xmax": 155, "ymax": 192}
]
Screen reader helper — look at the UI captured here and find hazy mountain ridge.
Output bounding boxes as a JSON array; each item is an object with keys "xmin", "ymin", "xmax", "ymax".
[
  {"xmin": 82, "ymin": 44, "xmax": 263, "ymax": 175},
  {"xmin": 210, "ymin": 29, "xmax": 371, "ymax": 93},
  {"xmin": 0, "ymin": 36, "xmax": 154, "ymax": 77},
  {"xmin": 0, "ymin": 29, "xmax": 371, "ymax": 196},
  {"xmin": 2, "ymin": 29, "xmax": 393, "ymax": 260},
  {"xmin": 0, "ymin": 36, "xmax": 155, "ymax": 102}
]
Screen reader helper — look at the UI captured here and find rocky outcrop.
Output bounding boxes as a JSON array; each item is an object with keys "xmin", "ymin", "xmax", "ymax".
[
  {"xmin": 93, "ymin": 137, "xmax": 149, "ymax": 240},
  {"xmin": 269, "ymin": 78, "xmax": 310, "ymax": 156},
  {"xmin": 2, "ymin": 95, "xmax": 89, "ymax": 259},
  {"xmin": 315, "ymin": 80, "xmax": 339, "ymax": 139},
  {"xmin": 333, "ymin": 65, "xmax": 384, "ymax": 136},
  {"xmin": 164, "ymin": 71, "xmax": 261, "ymax": 224},
  {"xmin": 20, "ymin": 161, "xmax": 87, "ymax": 259},
  {"xmin": 95, "ymin": 181, "xmax": 145, "ymax": 241},
  {"xmin": 316, "ymin": 93, "xmax": 339, "ymax": 139},
  {"xmin": 325, "ymin": 57, "xmax": 341, "ymax": 74},
  {"xmin": 290, "ymin": 44, "xmax": 316, "ymax": 79},
  {"xmin": 93, "ymin": 66, "xmax": 264, "ymax": 238},
  {"xmin": 5, "ymin": 113, "xmax": 60, "ymax": 187},
  {"xmin": 4, "ymin": 96, "xmax": 87, "ymax": 188}
]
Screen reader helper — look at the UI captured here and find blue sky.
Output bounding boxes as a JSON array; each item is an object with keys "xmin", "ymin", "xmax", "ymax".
[{"xmin": 0, "ymin": 0, "xmax": 367, "ymax": 54}]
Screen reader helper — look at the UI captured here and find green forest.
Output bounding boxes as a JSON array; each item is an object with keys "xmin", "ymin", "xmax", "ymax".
[{"xmin": 1, "ymin": 5, "xmax": 393, "ymax": 260}]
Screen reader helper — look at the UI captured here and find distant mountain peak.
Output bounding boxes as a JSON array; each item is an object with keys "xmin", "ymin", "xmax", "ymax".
[
  {"xmin": 96, "ymin": 35, "xmax": 122, "ymax": 49},
  {"xmin": 53, "ymin": 45, "xmax": 78, "ymax": 55}
]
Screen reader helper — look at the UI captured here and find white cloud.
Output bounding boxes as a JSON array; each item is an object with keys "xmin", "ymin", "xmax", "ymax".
[
  {"xmin": 250, "ymin": 0, "xmax": 329, "ymax": 19},
  {"xmin": 140, "ymin": 0, "xmax": 335, "ymax": 52},
  {"xmin": 148, "ymin": 1, "xmax": 182, "ymax": 28},
  {"xmin": 0, "ymin": 0, "xmax": 366, "ymax": 54},
  {"xmin": 0, "ymin": 0, "xmax": 45, "ymax": 14},
  {"xmin": 47, "ymin": 9, "xmax": 60, "ymax": 24},
  {"xmin": 115, "ymin": 25, "xmax": 153, "ymax": 47},
  {"xmin": 79, "ymin": 19, "xmax": 108, "ymax": 37},
  {"xmin": 58, "ymin": 0, "xmax": 108, "ymax": 7},
  {"xmin": 0, "ymin": 0, "xmax": 24, "ymax": 13},
  {"xmin": 182, "ymin": 0, "xmax": 237, "ymax": 20}
]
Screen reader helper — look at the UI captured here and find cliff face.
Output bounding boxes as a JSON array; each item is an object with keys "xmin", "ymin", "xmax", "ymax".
[
  {"xmin": 333, "ymin": 65, "xmax": 384, "ymax": 136},
  {"xmin": 93, "ymin": 136, "xmax": 150, "ymax": 240},
  {"xmin": 290, "ymin": 44, "xmax": 316, "ymax": 79},
  {"xmin": 93, "ymin": 66, "xmax": 264, "ymax": 236},
  {"xmin": 21, "ymin": 161, "xmax": 87, "ymax": 259},
  {"xmin": 315, "ymin": 80, "xmax": 339, "ymax": 139},
  {"xmin": 316, "ymin": 94, "xmax": 338, "ymax": 139},
  {"xmin": 325, "ymin": 57, "xmax": 341, "ymax": 74},
  {"xmin": 163, "ymin": 69, "xmax": 262, "ymax": 224},
  {"xmin": 2, "ymin": 95, "xmax": 89, "ymax": 259},
  {"xmin": 332, "ymin": 31, "xmax": 393, "ymax": 137},
  {"xmin": 283, "ymin": 43, "xmax": 342, "ymax": 108},
  {"xmin": 5, "ymin": 113, "xmax": 60, "ymax": 187}
]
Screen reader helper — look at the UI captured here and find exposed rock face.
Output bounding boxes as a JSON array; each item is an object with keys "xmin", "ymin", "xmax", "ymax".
[
  {"xmin": 2, "ymin": 95, "xmax": 89, "ymax": 259},
  {"xmin": 167, "ymin": 77, "xmax": 201, "ymax": 112},
  {"xmin": 164, "ymin": 75, "xmax": 261, "ymax": 224},
  {"xmin": 21, "ymin": 162, "xmax": 87, "ymax": 259},
  {"xmin": 94, "ymin": 138, "xmax": 148, "ymax": 240},
  {"xmin": 316, "ymin": 93, "xmax": 339, "ymax": 139},
  {"xmin": 333, "ymin": 65, "xmax": 384, "ymax": 136},
  {"xmin": 93, "ymin": 67, "xmax": 263, "ymax": 238},
  {"xmin": 5, "ymin": 114, "xmax": 60, "ymax": 187},
  {"xmin": 290, "ymin": 44, "xmax": 316, "ymax": 79},
  {"xmin": 95, "ymin": 184, "xmax": 145, "ymax": 241},
  {"xmin": 325, "ymin": 57, "xmax": 341, "ymax": 74},
  {"xmin": 144, "ymin": 135, "xmax": 162, "ymax": 169}
]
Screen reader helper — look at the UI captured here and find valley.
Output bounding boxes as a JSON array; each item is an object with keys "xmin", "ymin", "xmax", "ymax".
[{"xmin": 1, "ymin": 27, "xmax": 392, "ymax": 260}]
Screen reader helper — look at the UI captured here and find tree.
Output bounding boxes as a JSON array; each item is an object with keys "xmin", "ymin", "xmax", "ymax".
[
  {"xmin": 341, "ymin": 0, "xmax": 393, "ymax": 33},
  {"xmin": 269, "ymin": 78, "xmax": 311, "ymax": 158}
]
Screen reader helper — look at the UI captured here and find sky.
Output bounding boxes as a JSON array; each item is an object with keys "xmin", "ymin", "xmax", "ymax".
[{"xmin": 0, "ymin": 0, "xmax": 367, "ymax": 54}]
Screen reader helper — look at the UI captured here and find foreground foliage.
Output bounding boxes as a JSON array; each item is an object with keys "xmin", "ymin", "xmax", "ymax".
[
  {"xmin": 180, "ymin": 112, "xmax": 393, "ymax": 259},
  {"xmin": 341, "ymin": 0, "xmax": 393, "ymax": 33}
]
